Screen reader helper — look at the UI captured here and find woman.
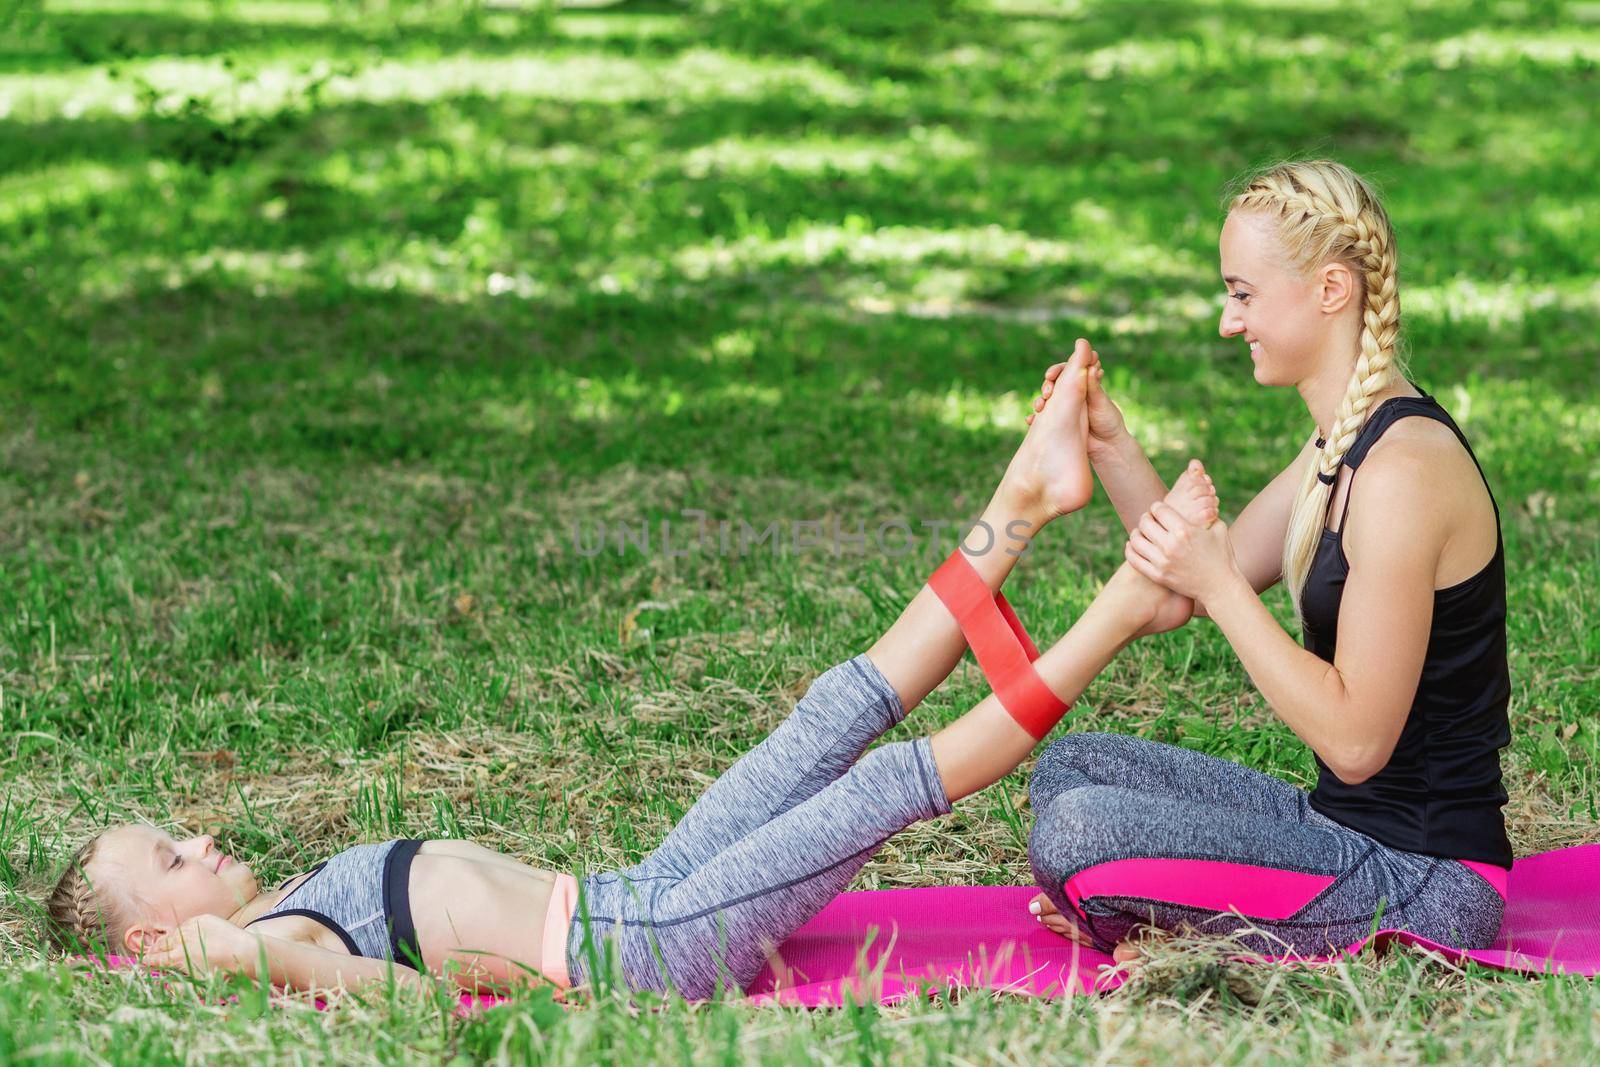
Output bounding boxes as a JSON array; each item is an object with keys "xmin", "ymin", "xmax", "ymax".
[
  {"xmin": 1025, "ymin": 160, "xmax": 1511, "ymax": 963},
  {"xmin": 45, "ymin": 342, "xmax": 1215, "ymax": 1001}
]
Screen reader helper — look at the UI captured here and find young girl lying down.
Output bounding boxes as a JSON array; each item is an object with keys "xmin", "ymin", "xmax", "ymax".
[{"xmin": 45, "ymin": 344, "xmax": 1214, "ymax": 1000}]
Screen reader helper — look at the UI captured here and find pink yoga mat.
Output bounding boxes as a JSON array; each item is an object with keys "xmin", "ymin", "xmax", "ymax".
[
  {"xmin": 79, "ymin": 844, "xmax": 1600, "ymax": 1010},
  {"xmin": 1390, "ymin": 842, "xmax": 1600, "ymax": 975},
  {"xmin": 747, "ymin": 884, "xmax": 1117, "ymax": 1005},
  {"xmin": 748, "ymin": 843, "xmax": 1600, "ymax": 1005}
]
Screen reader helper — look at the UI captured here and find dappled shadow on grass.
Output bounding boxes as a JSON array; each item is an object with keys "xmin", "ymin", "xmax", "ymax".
[
  {"xmin": 0, "ymin": 1, "xmax": 1595, "ymax": 754},
  {"xmin": 6, "ymin": 1, "xmax": 1596, "ymax": 191},
  {"xmin": 11, "ymin": 0, "xmax": 1581, "ymax": 81},
  {"xmin": 1, "ymin": 4, "xmax": 681, "ymax": 75},
  {"xmin": 3, "ymin": 0, "xmax": 1596, "ymax": 342},
  {"xmin": 7, "ymin": 271, "xmax": 1593, "ymax": 502},
  {"xmin": 696, "ymin": 0, "xmax": 1586, "ymax": 86}
]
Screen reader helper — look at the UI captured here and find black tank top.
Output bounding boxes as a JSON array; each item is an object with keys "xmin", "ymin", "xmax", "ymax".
[{"xmin": 1299, "ymin": 390, "xmax": 1513, "ymax": 868}]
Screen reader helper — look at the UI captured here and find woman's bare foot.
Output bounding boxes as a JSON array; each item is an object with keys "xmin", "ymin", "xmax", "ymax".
[
  {"xmin": 1002, "ymin": 339, "xmax": 1094, "ymax": 522},
  {"xmin": 1096, "ymin": 460, "xmax": 1219, "ymax": 635},
  {"xmin": 1028, "ymin": 894, "xmax": 1145, "ymax": 963}
]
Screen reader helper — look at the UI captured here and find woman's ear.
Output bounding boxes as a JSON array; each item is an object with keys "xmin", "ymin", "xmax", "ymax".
[{"xmin": 1318, "ymin": 261, "xmax": 1357, "ymax": 315}]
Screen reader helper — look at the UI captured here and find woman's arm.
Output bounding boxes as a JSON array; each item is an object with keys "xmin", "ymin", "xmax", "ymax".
[
  {"xmin": 1198, "ymin": 434, "xmax": 1319, "ymax": 613},
  {"xmin": 1126, "ymin": 455, "xmax": 1442, "ymax": 783},
  {"xmin": 1088, "ymin": 424, "xmax": 1172, "ymax": 533}
]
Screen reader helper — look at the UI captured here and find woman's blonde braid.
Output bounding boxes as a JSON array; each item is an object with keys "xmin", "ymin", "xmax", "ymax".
[{"xmin": 1229, "ymin": 162, "xmax": 1404, "ymax": 611}]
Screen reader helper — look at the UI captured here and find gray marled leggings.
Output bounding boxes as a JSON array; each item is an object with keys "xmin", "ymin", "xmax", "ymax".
[
  {"xmin": 1027, "ymin": 733, "xmax": 1506, "ymax": 957},
  {"xmin": 566, "ymin": 654, "xmax": 949, "ymax": 998}
]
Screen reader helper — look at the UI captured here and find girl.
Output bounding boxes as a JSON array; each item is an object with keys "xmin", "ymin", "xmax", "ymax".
[
  {"xmin": 1025, "ymin": 160, "xmax": 1511, "ymax": 963},
  {"xmin": 45, "ymin": 342, "xmax": 1214, "ymax": 1001}
]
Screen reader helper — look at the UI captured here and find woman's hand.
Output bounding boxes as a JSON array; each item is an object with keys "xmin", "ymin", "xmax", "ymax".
[
  {"xmin": 143, "ymin": 914, "xmax": 255, "ymax": 976},
  {"xmin": 1027, "ymin": 343, "xmax": 1128, "ymax": 460},
  {"xmin": 1124, "ymin": 502, "xmax": 1243, "ymax": 604}
]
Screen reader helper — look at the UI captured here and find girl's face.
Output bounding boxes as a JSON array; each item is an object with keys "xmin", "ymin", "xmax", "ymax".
[
  {"xmin": 93, "ymin": 824, "xmax": 260, "ymax": 951},
  {"xmin": 1217, "ymin": 210, "xmax": 1343, "ymax": 388}
]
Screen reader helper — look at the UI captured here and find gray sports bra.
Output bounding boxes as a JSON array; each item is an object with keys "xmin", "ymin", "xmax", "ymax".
[{"xmin": 244, "ymin": 839, "xmax": 425, "ymax": 968}]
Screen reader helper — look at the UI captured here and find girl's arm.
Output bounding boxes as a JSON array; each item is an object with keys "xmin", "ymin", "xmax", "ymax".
[
  {"xmin": 1127, "ymin": 454, "xmax": 1442, "ymax": 783},
  {"xmin": 237, "ymin": 933, "xmax": 433, "ymax": 995},
  {"xmin": 144, "ymin": 914, "xmax": 433, "ymax": 995}
]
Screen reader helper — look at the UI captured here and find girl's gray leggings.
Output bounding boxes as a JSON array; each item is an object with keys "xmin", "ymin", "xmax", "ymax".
[
  {"xmin": 1027, "ymin": 732, "xmax": 1506, "ymax": 957},
  {"xmin": 565, "ymin": 654, "xmax": 949, "ymax": 999}
]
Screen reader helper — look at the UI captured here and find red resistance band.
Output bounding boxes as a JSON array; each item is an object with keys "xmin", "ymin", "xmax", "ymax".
[{"xmin": 927, "ymin": 549, "xmax": 1069, "ymax": 740}]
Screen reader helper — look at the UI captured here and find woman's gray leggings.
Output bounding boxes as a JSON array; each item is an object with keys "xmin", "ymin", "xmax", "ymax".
[
  {"xmin": 1027, "ymin": 732, "xmax": 1506, "ymax": 957},
  {"xmin": 565, "ymin": 654, "xmax": 949, "ymax": 999}
]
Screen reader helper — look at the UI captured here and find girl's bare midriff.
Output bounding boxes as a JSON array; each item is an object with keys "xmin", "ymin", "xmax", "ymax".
[
  {"xmin": 405, "ymin": 840, "xmax": 569, "ymax": 990},
  {"xmin": 237, "ymin": 840, "xmax": 576, "ymax": 990}
]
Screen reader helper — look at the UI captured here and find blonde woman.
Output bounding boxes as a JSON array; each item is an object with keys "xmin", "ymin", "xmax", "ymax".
[{"xmin": 1025, "ymin": 161, "xmax": 1511, "ymax": 963}]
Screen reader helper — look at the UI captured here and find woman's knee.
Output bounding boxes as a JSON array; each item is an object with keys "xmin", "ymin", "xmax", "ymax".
[
  {"xmin": 1028, "ymin": 733, "xmax": 1124, "ymax": 810},
  {"xmin": 1027, "ymin": 784, "xmax": 1130, "ymax": 889}
]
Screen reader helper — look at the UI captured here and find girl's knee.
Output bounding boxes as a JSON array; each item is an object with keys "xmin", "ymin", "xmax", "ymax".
[{"xmin": 795, "ymin": 656, "xmax": 901, "ymax": 727}]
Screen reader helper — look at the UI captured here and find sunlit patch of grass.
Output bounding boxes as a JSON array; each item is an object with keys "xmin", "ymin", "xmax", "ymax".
[
  {"xmin": 672, "ymin": 221, "xmax": 1209, "ymax": 285},
  {"xmin": 0, "ymin": 161, "xmax": 134, "ymax": 225},
  {"xmin": 78, "ymin": 246, "xmax": 317, "ymax": 300},
  {"xmin": 1406, "ymin": 277, "xmax": 1600, "ymax": 329},
  {"xmin": 681, "ymin": 128, "xmax": 978, "ymax": 178},
  {"xmin": 47, "ymin": 0, "xmax": 344, "ymax": 25},
  {"xmin": 4, "ymin": 47, "xmax": 868, "ymax": 123},
  {"xmin": 1430, "ymin": 28, "xmax": 1600, "ymax": 68}
]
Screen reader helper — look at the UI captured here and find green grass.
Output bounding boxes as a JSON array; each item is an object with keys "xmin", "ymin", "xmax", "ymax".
[{"xmin": 2, "ymin": 0, "xmax": 1599, "ymax": 1061}]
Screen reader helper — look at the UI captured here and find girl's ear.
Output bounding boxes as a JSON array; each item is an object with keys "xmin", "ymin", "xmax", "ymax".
[
  {"xmin": 124, "ymin": 922, "xmax": 170, "ymax": 956},
  {"xmin": 1318, "ymin": 261, "xmax": 1358, "ymax": 315}
]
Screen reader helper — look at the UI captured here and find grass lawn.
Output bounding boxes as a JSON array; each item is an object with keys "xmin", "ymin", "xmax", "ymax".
[{"xmin": 1, "ymin": 0, "xmax": 1598, "ymax": 1061}]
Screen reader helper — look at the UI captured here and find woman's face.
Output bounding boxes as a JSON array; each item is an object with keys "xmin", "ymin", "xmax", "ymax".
[
  {"xmin": 92, "ymin": 824, "xmax": 260, "ymax": 950},
  {"xmin": 1217, "ymin": 210, "xmax": 1338, "ymax": 388}
]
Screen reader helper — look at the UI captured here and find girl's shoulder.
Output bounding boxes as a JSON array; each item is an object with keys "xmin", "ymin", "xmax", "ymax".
[{"xmin": 244, "ymin": 910, "xmax": 356, "ymax": 954}]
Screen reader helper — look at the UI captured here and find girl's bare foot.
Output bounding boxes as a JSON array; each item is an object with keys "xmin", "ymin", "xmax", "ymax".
[
  {"xmin": 1029, "ymin": 344, "xmax": 1128, "ymax": 463},
  {"xmin": 1098, "ymin": 460, "xmax": 1219, "ymax": 635},
  {"xmin": 1166, "ymin": 459, "xmax": 1219, "ymax": 528},
  {"xmin": 1003, "ymin": 340, "xmax": 1094, "ymax": 522}
]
